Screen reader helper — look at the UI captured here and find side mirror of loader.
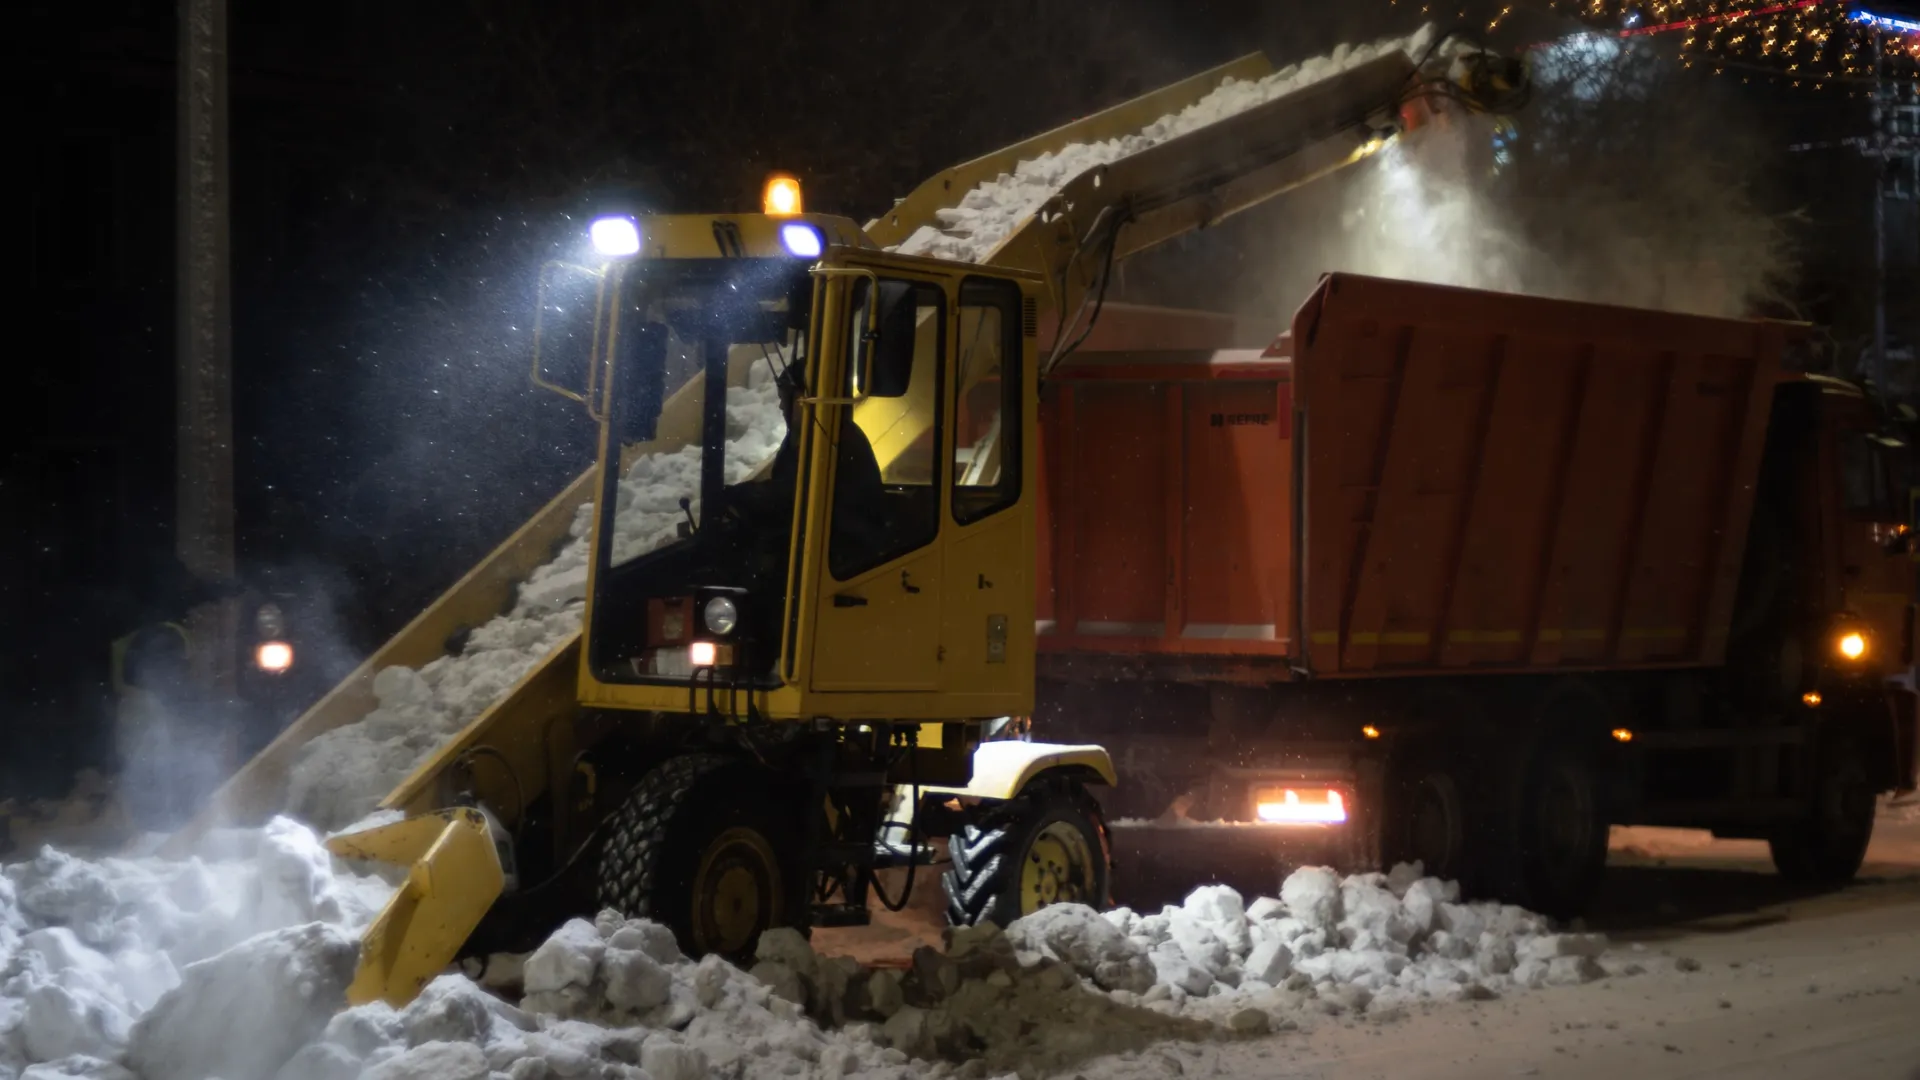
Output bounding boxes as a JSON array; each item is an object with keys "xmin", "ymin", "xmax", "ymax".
[{"xmin": 613, "ymin": 320, "xmax": 668, "ymax": 441}]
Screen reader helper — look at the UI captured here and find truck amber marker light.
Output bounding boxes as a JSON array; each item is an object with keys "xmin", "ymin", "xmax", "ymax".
[
  {"xmin": 1837, "ymin": 630, "xmax": 1868, "ymax": 660},
  {"xmin": 1255, "ymin": 788, "xmax": 1347, "ymax": 824}
]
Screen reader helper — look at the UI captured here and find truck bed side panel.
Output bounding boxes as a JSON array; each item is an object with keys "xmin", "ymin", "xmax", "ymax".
[{"xmin": 1295, "ymin": 273, "xmax": 1782, "ymax": 677}]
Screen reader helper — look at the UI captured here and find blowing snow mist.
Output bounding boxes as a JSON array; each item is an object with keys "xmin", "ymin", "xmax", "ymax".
[{"xmin": 1130, "ymin": 34, "xmax": 1797, "ymax": 322}]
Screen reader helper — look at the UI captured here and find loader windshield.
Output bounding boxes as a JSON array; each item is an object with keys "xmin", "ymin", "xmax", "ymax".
[{"xmin": 589, "ymin": 258, "xmax": 811, "ymax": 685}]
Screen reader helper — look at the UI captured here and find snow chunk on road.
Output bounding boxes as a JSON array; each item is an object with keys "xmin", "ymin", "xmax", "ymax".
[
  {"xmin": 893, "ymin": 27, "xmax": 1436, "ymax": 265},
  {"xmin": 126, "ymin": 922, "xmax": 360, "ymax": 1080},
  {"xmin": 1280, "ymin": 866, "xmax": 1343, "ymax": 930},
  {"xmin": 0, "ymin": 820, "xmax": 393, "ymax": 1080},
  {"xmin": 1004, "ymin": 904, "xmax": 1155, "ymax": 993}
]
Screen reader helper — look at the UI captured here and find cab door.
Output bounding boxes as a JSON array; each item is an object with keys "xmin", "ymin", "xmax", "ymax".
[
  {"xmin": 939, "ymin": 277, "xmax": 1037, "ymax": 714},
  {"xmin": 808, "ymin": 273, "xmax": 951, "ymax": 692}
]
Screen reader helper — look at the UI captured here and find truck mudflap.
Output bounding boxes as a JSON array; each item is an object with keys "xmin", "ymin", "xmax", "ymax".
[{"xmin": 326, "ymin": 808, "xmax": 505, "ymax": 1007}]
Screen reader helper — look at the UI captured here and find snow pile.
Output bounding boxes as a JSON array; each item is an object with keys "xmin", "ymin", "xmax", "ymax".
[
  {"xmin": 284, "ymin": 365, "xmax": 787, "ymax": 832},
  {"xmin": 1029, "ymin": 866, "xmax": 1611, "ymax": 1023},
  {"xmin": 279, "ymin": 908, "xmax": 1208, "ymax": 1080},
  {"xmin": 0, "ymin": 818, "xmax": 393, "ymax": 1080},
  {"xmin": 265, "ymin": 866, "xmax": 1622, "ymax": 1080},
  {"xmin": 892, "ymin": 27, "xmax": 1436, "ymax": 265}
]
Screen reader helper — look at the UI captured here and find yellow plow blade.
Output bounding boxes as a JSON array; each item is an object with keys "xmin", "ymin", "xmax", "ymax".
[{"xmin": 328, "ymin": 808, "xmax": 504, "ymax": 1007}]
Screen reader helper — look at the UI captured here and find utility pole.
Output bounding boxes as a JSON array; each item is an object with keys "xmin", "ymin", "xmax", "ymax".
[
  {"xmin": 1874, "ymin": 31, "xmax": 1890, "ymax": 395},
  {"xmin": 177, "ymin": 0, "xmax": 237, "ymax": 698}
]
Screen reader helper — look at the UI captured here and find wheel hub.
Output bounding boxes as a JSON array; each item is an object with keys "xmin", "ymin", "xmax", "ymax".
[
  {"xmin": 692, "ymin": 826, "xmax": 781, "ymax": 957},
  {"xmin": 1020, "ymin": 821, "xmax": 1095, "ymax": 915}
]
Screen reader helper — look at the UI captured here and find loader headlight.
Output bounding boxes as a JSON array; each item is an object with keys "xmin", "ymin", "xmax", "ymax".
[
  {"xmin": 590, "ymin": 216, "xmax": 641, "ymax": 257},
  {"xmin": 779, "ymin": 223, "xmax": 824, "ymax": 258},
  {"xmin": 703, "ymin": 596, "xmax": 739, "ymax": 637}
]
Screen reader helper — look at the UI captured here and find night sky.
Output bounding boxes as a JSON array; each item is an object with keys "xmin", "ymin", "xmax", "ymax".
[{"xmin": 7, "ymin": 0, "xmax": 1911, "ymax": 797}]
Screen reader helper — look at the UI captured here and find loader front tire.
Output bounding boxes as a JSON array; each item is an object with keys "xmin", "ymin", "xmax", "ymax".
[
  {"xmin": 944, "ymin": 782, "xmax": 1110, "ymax": 928},
  {"xmin": 596, "ymin": 753, "xmax": 801, "ymax": 961}
]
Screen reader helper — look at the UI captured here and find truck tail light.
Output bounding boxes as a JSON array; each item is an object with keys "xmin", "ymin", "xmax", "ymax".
[{"xmin": 1254, "ymin": 787, "xmax": 1347, "ymax": 825}]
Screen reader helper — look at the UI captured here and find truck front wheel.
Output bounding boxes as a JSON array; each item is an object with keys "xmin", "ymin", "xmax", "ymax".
[
  {"xmin": 1769, "ymin": 738, "xmax": 1875, "ymax": 884},
  {"xmin": 944, "ymin": 782, "xmax": 1111, "ymax": 927}
]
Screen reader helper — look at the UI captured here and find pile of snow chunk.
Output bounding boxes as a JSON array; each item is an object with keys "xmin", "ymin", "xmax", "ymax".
[
  {"xmin": 284, "ymin": 365, "xmax": 788, "ymax": 833},
  {"xmin": 1078, "ymin": 866, "xmax": 1612, "ymax": 1021},
  {"xmin": 306, "ymin": 865, "xmax": 1625, "ymax": 1080},
  {"xmin": 0, "ymin": 818, "xmax": 394, "ymax": 1080},
  {"xmin": 891, "ymin": 26, "xmax": 1437, "ymax": 265},
  {"xmin": 279, "ymin": 912, "xmax": 963, "ymax": 1080}
]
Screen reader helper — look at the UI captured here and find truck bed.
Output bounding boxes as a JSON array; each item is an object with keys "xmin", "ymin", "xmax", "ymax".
[{"xmin": 1036, "ymin": 273, "xmax": 1795, "ymax": 681}]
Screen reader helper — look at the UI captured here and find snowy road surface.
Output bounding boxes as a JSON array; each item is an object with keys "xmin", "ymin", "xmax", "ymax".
[
  {"xmin": 815, "ymin": 806, "xmax": 1920, "ymax": 1078},
  {"xmin": 1091, "ymin": 808, "xmax": 1920, "ymax": 1079}
]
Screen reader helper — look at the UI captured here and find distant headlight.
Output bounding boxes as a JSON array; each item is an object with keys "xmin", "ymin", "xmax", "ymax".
[
  {"xmin": 255, "ymin": 641, "xmax": 294, "ymax": 673},
  {"xmin": 703, "ymin": 596, "xmax": 739, "ymax": 637}
]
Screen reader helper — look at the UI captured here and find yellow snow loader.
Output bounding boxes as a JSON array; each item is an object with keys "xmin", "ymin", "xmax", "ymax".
[{"xmin": 168, "ymin": 29, "xmax": 1529, "ymax": 1006}]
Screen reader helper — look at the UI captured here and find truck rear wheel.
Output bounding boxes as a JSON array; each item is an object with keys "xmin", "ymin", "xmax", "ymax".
[
  {"xmin": 1395, "ymin": 767, "xmax": 1468, "ymax": 883},
  {"xmin": 1510, "ymin": 737, "xmax": 1608, "ymax": 918},
  {"xmin": 944, "ymin": 783, "xmax": 1110, "ymax": 927},
  {"xmin": 1769, "ymin": 739, "xmax": 1875, "ymax": 885},
  {"xmin": 596, "ymin": 753, "xmax": 802, "ymax": 960}
]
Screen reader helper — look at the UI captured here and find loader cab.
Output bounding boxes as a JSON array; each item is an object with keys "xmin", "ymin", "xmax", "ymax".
[{"xmin": 548, "ymin": 212, "xmax": 1041, "ymax": 725}]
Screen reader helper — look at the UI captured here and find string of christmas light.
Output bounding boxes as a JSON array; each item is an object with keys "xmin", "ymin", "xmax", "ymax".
[{"xmin": 1533, "ymin": 0, "xmax": 1920, "ymax": 87}]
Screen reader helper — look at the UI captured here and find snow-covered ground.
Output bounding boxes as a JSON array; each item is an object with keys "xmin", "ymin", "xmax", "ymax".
[{"xmin": 0, "ymin": 822, "xmax": 1654, "ymax": 1080}]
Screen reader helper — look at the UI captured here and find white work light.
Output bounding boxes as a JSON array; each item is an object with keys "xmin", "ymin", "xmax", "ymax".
[
  {"xmin": 703, "ymin": 596, "xmax": 739, "ymax": 636},
  {"xmin": 590, "ymin": 216, "xmax": 641, "ymax": 257},
  {"xmin": 780, "ymin": 223, "xmax": 824, "ymax": 258}
]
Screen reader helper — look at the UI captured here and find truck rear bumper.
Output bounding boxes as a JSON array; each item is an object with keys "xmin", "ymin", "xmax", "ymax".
[{"xmin": 1101, "ymin": 752, "xmax": 1379, "ymax": 873}]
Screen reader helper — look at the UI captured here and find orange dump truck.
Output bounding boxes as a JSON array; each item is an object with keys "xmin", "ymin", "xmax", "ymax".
[{"xmin": 1032, "ymin": 272, "xmax": 1918, "ymax": 914}]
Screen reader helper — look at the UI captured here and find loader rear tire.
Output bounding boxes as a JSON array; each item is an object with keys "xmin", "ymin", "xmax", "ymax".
[
  {"xmin": 944, "ymin": 782, "xmax": 1110, "ymax": 928},
  {"xmin": 596, "ymin": 753, "xmax": 802, "ymax": 962}
]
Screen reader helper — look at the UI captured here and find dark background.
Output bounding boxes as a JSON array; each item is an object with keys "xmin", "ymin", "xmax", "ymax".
[{"xmin": 5, "ymin": 0, "xmax": 1914, "ymax": 798}]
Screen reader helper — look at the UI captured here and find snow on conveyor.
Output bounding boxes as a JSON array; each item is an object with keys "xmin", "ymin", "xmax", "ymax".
[
  {"xmin": 283, "ymin": 365, "xmax": 787, "ymax": 833},
  {"xmin": 0, "ymin": 820, "xmax": 1663, "ymax": 1080},
  {"xmin": 889, "ymin": 26, "xmax": 1435, "ymax": 266}
]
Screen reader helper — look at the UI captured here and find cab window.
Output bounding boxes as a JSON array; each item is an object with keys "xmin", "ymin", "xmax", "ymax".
[
  {"xmin": 952, "ymin": 279, "xmax": 1022, "ymax": 525},
  {"xmin": 829, "ymin": 279, "xmax": 944, "ymax": 579}
]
